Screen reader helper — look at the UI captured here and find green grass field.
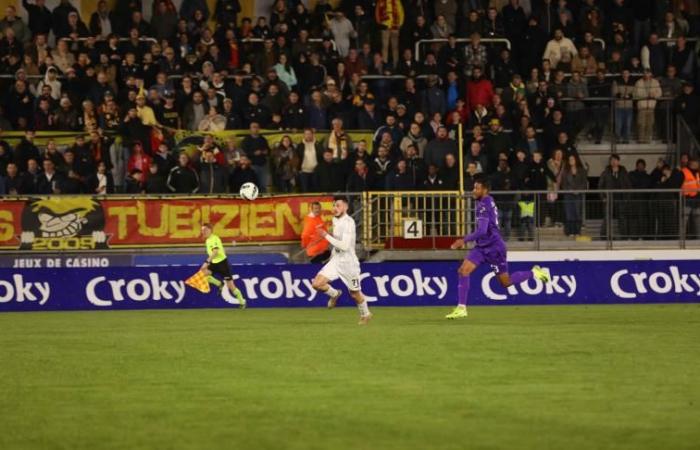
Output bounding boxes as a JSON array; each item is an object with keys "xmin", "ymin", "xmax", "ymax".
[{"xmin": 0, "ymin": 305, "xmax": 699, "ymax": 450}]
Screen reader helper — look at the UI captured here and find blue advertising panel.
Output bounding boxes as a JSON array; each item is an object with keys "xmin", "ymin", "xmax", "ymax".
[{"xmin": 0, "ymin": 260, "xmax": 699, "ymax": 312}]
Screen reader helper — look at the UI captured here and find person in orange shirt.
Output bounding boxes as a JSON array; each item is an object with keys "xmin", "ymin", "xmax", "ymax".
[{"xmin": 301, "ymin": 202, "xmax": 330, "ymax": 263}]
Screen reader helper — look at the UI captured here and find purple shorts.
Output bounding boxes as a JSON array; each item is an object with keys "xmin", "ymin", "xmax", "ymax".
[{"xmin": 467, "ymin": 244, "xmax": 508, "ymax": 274}]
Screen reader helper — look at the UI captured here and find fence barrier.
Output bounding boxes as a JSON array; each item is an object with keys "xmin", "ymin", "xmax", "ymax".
[
  {"xmin": 415, "ymin": 38, "xmax": 511, "ymax": 62},
  {"xmin": 364, "ymin": 189, "xmax": 699, "ymax": 251}
]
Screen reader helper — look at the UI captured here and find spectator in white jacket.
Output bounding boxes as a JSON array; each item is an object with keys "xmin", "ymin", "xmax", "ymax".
[
  {"xmin": 633, "ymin": 69, "xmax": 662, "ymax": 143},
  {"xmin": 328, "ymin": 11, "xmax": 355, "ymax": 57},
  {"xmin": 542, "ymin": 28, "xmax": 578, "ymax": 69}
]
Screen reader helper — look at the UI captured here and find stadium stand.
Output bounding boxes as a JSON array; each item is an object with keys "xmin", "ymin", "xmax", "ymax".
[{"xmin": 0, "ymin": 0, "xmax": 697, "ymax": 202}]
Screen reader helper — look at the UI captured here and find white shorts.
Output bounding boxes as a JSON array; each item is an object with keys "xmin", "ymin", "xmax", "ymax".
[{"xmin": 318, "ymin": 258, "xmax": 362, "ymax": 292}]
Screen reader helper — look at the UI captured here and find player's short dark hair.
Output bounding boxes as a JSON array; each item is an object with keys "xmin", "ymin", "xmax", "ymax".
[
  {"xmin": 311, "ymin": 201, "xmax": 321, "ymax": 207},
  {"xmin": 473, "ymin": 176, "xmax": 491, "ymax": 190},
  {"xmin": 202, "ymin": 223, "xmax": 213, "ymax": 229},
  {"xmin": 333, "ymin": 195, "xmax": 349, "ymax": 204}
]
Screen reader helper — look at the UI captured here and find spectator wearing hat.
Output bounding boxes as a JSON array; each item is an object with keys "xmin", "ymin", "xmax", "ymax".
[
  {"xmin": 37, "ymin": 67, "xmax": 61, "ymax": 101},
  {"xmin": 54, "ymin": 97, "xmax": 79, "ymax": 130}
]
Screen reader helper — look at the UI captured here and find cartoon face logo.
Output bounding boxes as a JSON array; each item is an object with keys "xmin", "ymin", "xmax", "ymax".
[
  {"xmin": 30, "ymin": 198, "xmax": 99, "ymax": 237},
  {"xmin": 20, "ymin": 197, "xmax": 108, "ymax": 250}
]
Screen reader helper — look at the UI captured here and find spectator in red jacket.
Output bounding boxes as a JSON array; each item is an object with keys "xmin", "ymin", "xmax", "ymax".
[
  {"xmin": 127, "ymin": 142, "xmax": 152, "ymax": 180},
  {"xmin": 465, "ymin": 66, "xmax": 494, "ymax": 114}
]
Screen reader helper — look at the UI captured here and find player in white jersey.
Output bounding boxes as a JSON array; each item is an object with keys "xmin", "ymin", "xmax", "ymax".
[{"xmin": 311, "ymin": 196, "xmax": 372, "ymax": 325}]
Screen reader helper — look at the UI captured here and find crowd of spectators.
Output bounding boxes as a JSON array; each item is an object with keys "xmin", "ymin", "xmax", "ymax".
[{"xmin": 0, "ymin": 0, "xmax": 698, "ymax": 205}]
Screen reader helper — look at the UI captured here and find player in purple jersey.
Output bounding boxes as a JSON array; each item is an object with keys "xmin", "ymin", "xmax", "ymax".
[{"xmin": 446, "ymin": 178, "xmax": 550, "ymax": 319}]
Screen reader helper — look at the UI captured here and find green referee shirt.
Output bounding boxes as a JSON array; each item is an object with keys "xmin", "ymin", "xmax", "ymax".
[{"xmin": 205, "ymin": 234, "xmax": 227, "ymax": 264}]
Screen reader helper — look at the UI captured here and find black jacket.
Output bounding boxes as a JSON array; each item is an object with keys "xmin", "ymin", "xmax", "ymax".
[
  {"xmin": 385, "ymin": 170, "xmax": 415, "ymax": 190},
  {"xmin": 23, "ymin": 0, "xmax": 53, "ymax": 35},
  {"xmin": 35, "ymin": 172, "xmax": 66, "ymax": 194},
  {"xmin": 86, "ymin": 172, "xmax": 115, "ymax": 194},
  {"xmin": 13, "ymin": 139, "xmax": 41, "ymax": 173},
  {"xmin": 229, "ymin": 167, "xmax": 258, "ymax": 193},
  {"xmin": 167, "ymin": 166, "xmax": 199, "ymax": 193},
  {"xmin": 527, "ymin": 160, "xmax": 553, "ymax": 190},
  {"xmin": 346, "ymin": 171, "xmax": 375, "ymax": 192},
  {"xmin": 313, "ymin": 160, "xmax": 345, "ymax": 192},
  {"xmin": 198, "ymin": 163, "xmax": 228, "ymax": 194},
  {"xmin": 145, "ymin": 173, "xmax": 169, "ymax": 194}
]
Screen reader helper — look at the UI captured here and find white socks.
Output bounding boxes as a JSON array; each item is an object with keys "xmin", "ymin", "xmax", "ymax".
[
  {"xmin": 326, "ymin": 286, "xmax": 339, "ymax": 298},
  {"xmin": 357, "ymin": 300, "xmax": 370, "ymax": 317}
]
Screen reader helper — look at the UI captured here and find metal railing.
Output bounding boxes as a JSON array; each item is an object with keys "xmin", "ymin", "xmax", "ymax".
[
  {"xmin": 677, "ymin": 116, "xmax": 700, "ymax": 160},
  {"xmin": 415, "ymin": 38, "xmax": 511, "ymax": 61},
  {"xmin": 556, "ymin": 96, "xmax": 676, "ymax": 154},
  {"xmin": 57, "ymin": 36, "xmax": 158, "ymax": 44},
  {"xmin": 362, "ymin": 189, "xmax": 700, "ymax": 251},
  {"xmin": 658, "ymin": 37, "xmax": 699, "ymax": 44},
  {"xmin": 239, "ymin": 37, "xmax": 338, "ymax": 52}
]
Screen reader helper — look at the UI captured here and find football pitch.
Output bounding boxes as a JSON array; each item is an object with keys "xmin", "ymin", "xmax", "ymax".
[{"xmin": 0, "ymin": 305, "xmax": 698, "ymax": 450}]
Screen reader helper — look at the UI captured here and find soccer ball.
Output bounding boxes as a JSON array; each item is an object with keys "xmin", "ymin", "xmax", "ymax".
[{"xmin": 239, "ymin": 182, "xmax": 259, "ymax": 201}]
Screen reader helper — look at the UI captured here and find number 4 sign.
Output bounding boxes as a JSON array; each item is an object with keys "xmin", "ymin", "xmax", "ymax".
[{"xmin": 403, "ymin": 219, "xmax": 423, "ymax": 239}]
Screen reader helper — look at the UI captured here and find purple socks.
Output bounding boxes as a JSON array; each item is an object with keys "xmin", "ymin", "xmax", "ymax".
[
  {"xmin": 509, "ymin": 271, "xmax": 533, "ymax": 285},
  {"xmin": 458, "ymin": 271, "xmax": 533, "ymax": 306},
  {"xmin": 457, "ymin": 275, "xmax": 470, "ymax": 307}
]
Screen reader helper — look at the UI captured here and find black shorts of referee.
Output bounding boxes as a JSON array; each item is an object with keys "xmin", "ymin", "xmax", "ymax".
[{"xmin": 208, "ymin": 258, "xmax": 232, "ymax": 281}]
